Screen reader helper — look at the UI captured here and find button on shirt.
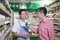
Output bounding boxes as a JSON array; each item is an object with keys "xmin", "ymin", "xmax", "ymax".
[{"xmin": 35, "ymin": 18, "xmax": 54, "ymax": 40}]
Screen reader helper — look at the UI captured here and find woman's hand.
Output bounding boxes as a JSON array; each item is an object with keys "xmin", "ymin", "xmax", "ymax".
[
  {"xmin": 12, "ymin": 32, "xmax": 31, "ymax": 38},
  {"xmin": 28, "ymin": 31, "xmax": 32, "ymax": 36},
  {"xmin": 20, "ymin": 33, "xmax": 31, "ymax": 38}
]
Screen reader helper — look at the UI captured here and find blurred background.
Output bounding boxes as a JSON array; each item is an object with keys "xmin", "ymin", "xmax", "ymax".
[{"xmin": 0, "ymin": 0, "xmax": 60, "ymax": 40}]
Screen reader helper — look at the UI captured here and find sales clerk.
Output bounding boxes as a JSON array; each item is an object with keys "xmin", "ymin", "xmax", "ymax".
[{"xmin": 12, "ymin": 9, "xmax": 31, "ymax": 40}]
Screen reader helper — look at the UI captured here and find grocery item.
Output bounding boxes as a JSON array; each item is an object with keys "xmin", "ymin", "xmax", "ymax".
[
  {"xmin": 47, "ymin": 13, "xmax": 60, "ymax": 23},
  {"xmin": 25, "ymin": 22, "xmax": 31, "ymax": 27}
]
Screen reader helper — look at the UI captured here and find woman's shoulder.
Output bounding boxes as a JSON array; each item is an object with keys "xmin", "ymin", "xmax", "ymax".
[{"xmin": 14, "ymin": 19, "xmax": 20, "ymax": 24}]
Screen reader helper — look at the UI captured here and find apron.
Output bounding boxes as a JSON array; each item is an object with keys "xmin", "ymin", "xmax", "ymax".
[{"xmin": 17, "ymin": 20, "xmax": 30, "ymax": 40}]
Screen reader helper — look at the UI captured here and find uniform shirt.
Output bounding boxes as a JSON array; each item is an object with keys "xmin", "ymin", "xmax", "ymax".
[
  {"xmin": 35, "ymin": 18, "xmax": 55, "ymax": 40},
  {"xmin": 12, "ymin": 19, "xmax": 27, "ymax": 34}
]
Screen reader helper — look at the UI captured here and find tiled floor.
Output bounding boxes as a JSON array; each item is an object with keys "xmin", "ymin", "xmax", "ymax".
[
  {"xmin": 55, "ymin": 36, "xmax": 60, "ymax": 40},
  {"xmin": 13, "ymin": 36, "xmax": 60, "ymax": 40}
]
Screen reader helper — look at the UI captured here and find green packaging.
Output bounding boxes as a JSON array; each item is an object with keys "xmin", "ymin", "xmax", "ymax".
[{"xmin": 25, "ymin": 22, "xmax": 31, "ymax": 27}]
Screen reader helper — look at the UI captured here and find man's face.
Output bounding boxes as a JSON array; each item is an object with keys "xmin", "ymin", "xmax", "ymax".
[{"xmin": 37, "ymin": 11, "xmax": 43, "ymax": 19}]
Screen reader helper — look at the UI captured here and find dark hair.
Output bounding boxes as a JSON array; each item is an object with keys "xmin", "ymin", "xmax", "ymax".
[
  {"xmin": 19, "ymin": 9, "xmax": 26, "ymax": 15},
  {"xmin": 38, "ymin": 7, "xmax": 47, "ymax": 16}
]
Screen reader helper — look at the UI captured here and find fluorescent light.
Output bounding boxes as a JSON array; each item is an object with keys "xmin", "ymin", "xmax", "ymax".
[
  {"xmin": 16, "ymin": 5, "xmax": 19, "ymax": 7},
  {"xmin": 40, "ymin": 0, "xmax": 54, "ymax": 5},
  {"xmin": 20, "ymin": 4, "xmax": 26, "ymax": 9},
  {"xmin": 31, "ymin": 0, "xmax": 56, "ymax": 6},
  {"xmin": 12, "ymin": 4, "xmax": 15, "ymax": 7}
]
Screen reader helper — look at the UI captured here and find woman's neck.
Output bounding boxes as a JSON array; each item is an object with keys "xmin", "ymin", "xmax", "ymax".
[{"xmin": 20, "ymin": 18, "xmax": 25, "ymax": 22}]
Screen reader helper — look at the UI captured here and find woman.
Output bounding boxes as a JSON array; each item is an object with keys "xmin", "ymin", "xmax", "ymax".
[{"xmin": 12, "ymin": 9, "xmax": 31, "ymax": 40}]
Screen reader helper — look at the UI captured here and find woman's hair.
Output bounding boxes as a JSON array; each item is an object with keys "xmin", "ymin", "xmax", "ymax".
[{"xmin": 19, "ymin": 9, "xmax": 26, "ymax": 15}]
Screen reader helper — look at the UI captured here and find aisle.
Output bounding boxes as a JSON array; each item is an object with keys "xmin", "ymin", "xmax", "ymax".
[
  {"xmin": 13, "ymin": 36, "xmax": 60, "ymax": 40},
  {"xmin": 13, "ymin": 36, "xmax": 38, "ymax": 40},
  {"xmin": 55, "ymin": 36, "xmax": 60, "ymax": 40}
]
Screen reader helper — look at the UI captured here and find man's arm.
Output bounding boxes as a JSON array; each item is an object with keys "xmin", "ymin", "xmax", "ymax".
[
  {"xmin": 29, "ymin": 26, "xmax": 38, "ymax": 34},
  {"xmin": 12, "ymin": 32, "xmax": 31, "ymax": 38},
  {"xmin": 47, "ymin": 28, "xmax": 55, "ymax": 40}
]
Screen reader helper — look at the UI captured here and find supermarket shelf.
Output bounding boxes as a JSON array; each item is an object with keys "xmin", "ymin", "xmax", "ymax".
[
  {"xmin": 1, "ymin": 28, "xmax": 11, "ymax": 38},
  {"xmin": 0, "ymin": 8, "xmax": 11, "ymax": 17},
  {"xmin": 4, "ymin": 5, "xmax": 11, "ymax": 13},
  {"xmin": 0, "ymin": 21, "xmax": 10, "ymax": 26},
  {"xmin": 47, "ymin": 14, "xmax": 53, "ymax": 15},
  {"xmin": 0, "ymin": 23, "xmax": 5, "ymax": 26},
  {"xmin": 48, "ymin": 18, "xmax": 60, "ymax": 19},
  {"xmin": 54, "ymin": 28, "xmax": 60, "ymax": 31},
  {"xmin": 54, "ymin": 23, "xmax": 60, "ymax": 25},
  {"xmin": 47, "ymin": 13, "xmax": 60, "ymax": 15},
  {"xmin": 0, "ymin": 2, "xmax": 11, "ymax": 17},
  {"xmin": 54, "ymin": 28, "xmax": 60, "ymax": 37},
  {"xmin": 0, "ymin": 27, "xmax": 4, "ymax": 30},
  {"xmin": 55, "ymin": 34, "xmax": 60, "ymax": 37},
  {"xmin": 5, "ymin": 21, "xmax": 10, "ymax": 24},
  {"xmin": 0, "ymin": 0, "xmax": 11, "ymax": 40}
]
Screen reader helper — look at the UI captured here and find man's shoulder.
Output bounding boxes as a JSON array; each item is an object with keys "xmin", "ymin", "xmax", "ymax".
[
  {"xmin": 46, "ymin": 19, "xmax": 53, "ymax": 24},
  {"xmin": 48, "ymin": 19, "xmax": 53, "ymax": 23}
]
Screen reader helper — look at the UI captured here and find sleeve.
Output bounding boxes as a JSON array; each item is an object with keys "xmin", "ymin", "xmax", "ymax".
[
  {"xmin": 47, "ymin": 24, "xmax": 55, "ymax": 40},
  {"xmin": 34, "ymin": 28, "xmax": 38, "ymax": 34},
  {"xmin": 34, "ymin": 26, "xmax": 39, "ymax": 34},
  {"xmin": 12, "ymin": 21, "xmax": 20, "ymax": 34}
]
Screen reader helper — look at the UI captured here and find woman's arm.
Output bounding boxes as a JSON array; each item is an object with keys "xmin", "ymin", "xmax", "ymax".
[{"xmin": 12, "ymin": 32, "xmax": 31, "ymax": 38}]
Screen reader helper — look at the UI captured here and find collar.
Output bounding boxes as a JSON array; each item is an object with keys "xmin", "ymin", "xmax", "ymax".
[{"xmin": 40, "ymin": 18, "xmax": 48, "ymax": 23}]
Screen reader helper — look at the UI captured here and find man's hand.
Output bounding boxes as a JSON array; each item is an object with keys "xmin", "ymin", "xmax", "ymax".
[{"xmin": 28, "ymin": 26, "xmax": 35, "ymax": 33}]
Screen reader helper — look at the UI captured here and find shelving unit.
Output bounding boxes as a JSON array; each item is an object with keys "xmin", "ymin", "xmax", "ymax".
[
  {"xmin": 47, "ymin": 1, "xmax": 60, "ymax": 40},
  {"xmin": 0, "ymin": 0, "xmax": 12, "ymax": 40},
  {"xmin": 47, "ymin": 13, "xmax": 60, "ymax": 36}
]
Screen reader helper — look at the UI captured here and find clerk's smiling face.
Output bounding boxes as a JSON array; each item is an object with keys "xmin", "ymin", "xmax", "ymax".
[{"xmin": 20, "ymin": 11, "xmax": 26, "ymax": 19}]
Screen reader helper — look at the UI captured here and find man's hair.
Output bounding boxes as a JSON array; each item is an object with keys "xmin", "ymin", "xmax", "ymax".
[
  {"xmin": 19, "ymin": 9, "xmax": 26, "ymax": 15},
  {"xmin": 38, "ymin": 7, "xmax": 47, "ymax": 16}
]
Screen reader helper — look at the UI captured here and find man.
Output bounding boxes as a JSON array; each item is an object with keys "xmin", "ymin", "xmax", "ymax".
[{"xmin": 29, "ymin": 7, "xmax": 55, "ymax": 40}]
